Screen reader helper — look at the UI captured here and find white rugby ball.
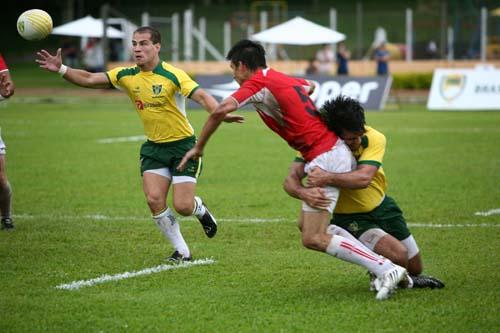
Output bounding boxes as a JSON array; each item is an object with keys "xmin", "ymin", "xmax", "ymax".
[{"xmin": 17, "ymin": 9, "xmax": 53, "ymax": 41}]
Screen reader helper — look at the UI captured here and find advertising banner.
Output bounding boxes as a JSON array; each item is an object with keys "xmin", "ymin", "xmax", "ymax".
[
  {"xmin": 188, "ymin": 75, "xmax": 392, "ymax": 110},
  {"xmin": 427, "ymin": 65, "xmax": 500, "ymax": 110}
]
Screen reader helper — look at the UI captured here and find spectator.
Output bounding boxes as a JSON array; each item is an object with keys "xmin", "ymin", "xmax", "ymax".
[
  {"xmin": 305, "ymin": 58, "xmax": 319, "ymax": 75},
  {"xmin": 426, "ymin": 40, "xmax": 438, "ymax": 59},
  {"xmin": 61, "ymin": 37, "xmax": 79, "ymax": 67},
  {"xmin": 336, "ymin": 42, "xmax": 351, "ymax": 75},
  {"xmin": 374, "ymin": 42, "xmax": 390, "ymax": 76},
  {"xmin": 315, "ymin": 44, "xmax": 334, "ymax": 75},
  {"xmin": 83, "ymin": 38, "xmax": 105, "ymax": 73}
]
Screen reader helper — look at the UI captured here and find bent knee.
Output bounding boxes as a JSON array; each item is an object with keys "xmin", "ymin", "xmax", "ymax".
[{"xmin": 173, "ymin": 201, "xmax": 194, "ymax": 216}]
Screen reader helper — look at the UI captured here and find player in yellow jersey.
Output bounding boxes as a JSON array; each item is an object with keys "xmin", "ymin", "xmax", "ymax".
[
  {"xmin": 35, "ymin": 27, "xmax": 244, "ymax": 262},
  {"xmin": 284, "ymin": 95, "xmax": 444, "ymax": 289}
]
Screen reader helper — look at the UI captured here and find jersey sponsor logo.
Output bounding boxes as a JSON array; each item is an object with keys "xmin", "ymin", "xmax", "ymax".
[
  {"xmin": 152, "ymin": 84, "xmax": 163, "ymax": 95},
  {"xmin": 135, "ymin": 99, "xmax": 144, "ymax": 110},
  {"xmin": 440, "ymin": 74, "xmax": 466, "ymax": 101}
]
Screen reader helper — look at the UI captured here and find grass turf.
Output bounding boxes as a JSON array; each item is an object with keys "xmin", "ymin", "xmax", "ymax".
[{"xmin": 0, "ymin": 97, "xmax": 499, "ymax": 332}]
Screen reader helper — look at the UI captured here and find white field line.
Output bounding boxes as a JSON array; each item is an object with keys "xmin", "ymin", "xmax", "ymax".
[
  {"xmin": 55, "ymin": 258, "xmax": 215, "ymax": 291},
  {"xmin": 13, "ymin": 214, "xmax": 499, "ymax": 227},
  {"xmin": 474, "ymin": 208, "xmax": 500, "ymax": 217},
  {"xmin": 97, "ymin": 135, "xmax": 146, "ymax": 144}
]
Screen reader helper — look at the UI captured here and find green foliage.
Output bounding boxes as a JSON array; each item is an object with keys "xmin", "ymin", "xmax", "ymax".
[
  {"xmin": 392, "ymin": 72, "xmax": 434, "ymax": 90},
  {"xmin": 1, "ymin": 97, "xmax": 499, "ymax": 332}
]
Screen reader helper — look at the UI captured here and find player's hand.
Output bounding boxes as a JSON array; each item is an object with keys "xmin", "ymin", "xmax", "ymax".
[
  {"xmin": 223, "ymin": 114, "xmax": 245, "ymax": 123},
  {"xmin": 306, "ymin": 167, "xmax": 330, "ymax": 188},
  {"xmin": 0, "ymin": 73, "xmax": 14, "ymax": 98},
  {"xmin": 301, "ymin": 187, "xmax": 331, "ymax": 210},
  {"xmin": 36, "ymin": 48, "xmax": 62, "ymax": 73},
  {"xmin": 177, "ymin": 147, "xmax": 203, "ymax": 171}
]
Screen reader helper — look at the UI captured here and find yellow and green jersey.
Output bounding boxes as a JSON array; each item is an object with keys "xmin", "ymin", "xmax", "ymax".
[
  {"xmin": 107, "ymin": 61, "xmax": 199, "ymax": 143},
  {"xmin": 335, "ymin": 126, "xmax": 387, "ymax": 213}
]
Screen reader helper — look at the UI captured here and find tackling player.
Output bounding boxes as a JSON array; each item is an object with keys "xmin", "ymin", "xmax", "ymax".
[
  {"xmin": 35, "ymin": 27, "xmax": 244, "ymax": 262},
  {"xmin": 178, "ymin": 39, "xmax": 408, "ymax": 300},
  {"xmin": 284, "ymin": 95, "xmax": 444, "ymax": 290},
  {"xmin": 0, "ymin": 54, "xmax": 15, "ymax": 230}
]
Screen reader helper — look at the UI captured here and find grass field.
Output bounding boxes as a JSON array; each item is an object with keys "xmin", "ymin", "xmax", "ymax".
[{"xmin": 0, "ymin": 95, "xmax": 499, "ymax": 332}]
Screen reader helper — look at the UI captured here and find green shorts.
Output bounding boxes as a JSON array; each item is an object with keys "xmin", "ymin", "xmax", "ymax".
[
  {"xmin": 331, "ymin": 196, "xmax": 411, "ymax": 241},
  {"xmin": 140, "ymin": 136, "xmax": 202, "ymax": 179}
]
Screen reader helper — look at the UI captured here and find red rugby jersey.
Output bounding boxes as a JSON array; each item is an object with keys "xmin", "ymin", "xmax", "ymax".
[
  {"xmin": 0, "ymin": 54, "xmax": 8, "ymax": 72},
  {"xmin": 231, "ymin": 68, "xmax": 337, "ymax": 161}
]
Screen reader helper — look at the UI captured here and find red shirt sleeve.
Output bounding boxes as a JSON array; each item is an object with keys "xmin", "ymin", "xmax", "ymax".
[
  {"xmin": 0, "ymin": 55, "xmax": 8, "ymax": 72},
  {"xmin": 231, "ymin": 77, "xmax": 264, "ymax": 107}
]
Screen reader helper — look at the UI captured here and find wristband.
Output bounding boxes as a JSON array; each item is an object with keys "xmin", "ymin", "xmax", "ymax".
[{"xmin": 58, "ymin": 64, "xmax": 68, "ymax": 76}]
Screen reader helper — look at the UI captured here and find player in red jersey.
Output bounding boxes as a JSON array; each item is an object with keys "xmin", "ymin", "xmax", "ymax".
[
  {"xmin": 179, "ymin": 40, "xmax": 407, "ymax": 299},
  {"xmin": 0, "ymin": 54, "xmax": 15, "ymax": 230}
]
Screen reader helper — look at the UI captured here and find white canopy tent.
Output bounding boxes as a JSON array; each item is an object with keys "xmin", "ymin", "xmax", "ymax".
[
  {"xmin": 52, "ymin": 15, "xmax": 125, "ymax": 38},
  {"xmin": 251, "ymin": 16, "xmax": 345, "ymax": 45},
  {"xmin": 51, "ymin": 15, "xmax": 137, "ymax": 61}
]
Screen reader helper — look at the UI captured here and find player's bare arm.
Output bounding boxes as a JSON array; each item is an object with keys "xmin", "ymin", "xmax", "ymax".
[
  {"xmin": 177, "ymin": 97, "xmax": 238, "ymax": 171},
  {"xmin": 190, "ymin": 89, "xmax": 244, "ymax": 123},
  {"xmin": 283, "ymin": 161, "xmax": 331, "ymax": 210},
  {"xmin": 0, "ymin": 72, "xmax": 14, "ymax": 98},
  {"xmin": 36, "ymin": 48, "xmax": 111, "ymax": 89},
  {"xmin": 307, "ymin": 164, "xmax": 378, "ymax": 189}
]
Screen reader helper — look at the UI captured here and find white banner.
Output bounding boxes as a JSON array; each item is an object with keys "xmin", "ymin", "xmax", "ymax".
[{"xmin": 427, "ymin": 65, "xmax": 500, "ymax": 110}]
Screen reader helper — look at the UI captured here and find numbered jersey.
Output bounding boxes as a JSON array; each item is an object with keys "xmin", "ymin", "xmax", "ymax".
[{"xmin": 230, "ymin": 68, "xmax": 337, "ymax": 161}]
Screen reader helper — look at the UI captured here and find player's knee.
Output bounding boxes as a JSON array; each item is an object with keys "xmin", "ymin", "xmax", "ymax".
[
  {"xmin": 173, "ymin": 200, "xmax": 194, "ymax": 216},
  {"xmin": 145, "ymin": 192, "xmax": 163, "ymax": 210},
  {"xmin": 301, "ymin": 234, "xmax": 319, "ymax": 250},
  {"xmin": 0, "ymin": 173, "xmax": 8, "ymax": 188}
]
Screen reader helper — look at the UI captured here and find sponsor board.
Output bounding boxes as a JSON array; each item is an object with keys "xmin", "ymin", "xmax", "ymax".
[
  {"xmin": 427, "ymin": 65, "xmax": 500, "ymax": 110},
  {"xmin": 188, "ymin": 75, "xmax": 392, "ymax": 110}
]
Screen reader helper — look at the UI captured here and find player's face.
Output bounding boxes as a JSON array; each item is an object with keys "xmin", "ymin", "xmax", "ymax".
[
  {"xmin": 230, "ymin": 61, "xmax": 250, "ymax": 85},
  {"xmin": 132, "ymin": 32, "xmax": 160, "ymax": 66},
  {"xmin": 340, "ymin": 130, "xmax": 364, "ymax": 151}
]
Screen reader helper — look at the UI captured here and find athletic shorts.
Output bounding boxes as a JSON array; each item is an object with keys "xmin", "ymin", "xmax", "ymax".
[
  {"xmin": 0, "ymin": 132, "xmax": 5, "ymax": 155},
  {"xmin": 140, "ymin": 136, "xmax": 202, "ymax": 180},
  {"xmin": 303, "ymin": 139, "xmax": 355, "ymax": 214},
  {"xmin": 331, "ymin": 196, "xmax": 411, "ymax": 241}
]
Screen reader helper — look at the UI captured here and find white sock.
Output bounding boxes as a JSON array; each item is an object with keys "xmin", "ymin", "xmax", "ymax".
[
  {"xmin": 326, "ymin": 235, "xmax": 393, "ymax": 277},
  {"xmin": 192, "ymin": 196, "xmax": 206, "ymax": 218},
  {"xmin": 153, "ymin": 208, "xmax": 190, "ymax": 257}
]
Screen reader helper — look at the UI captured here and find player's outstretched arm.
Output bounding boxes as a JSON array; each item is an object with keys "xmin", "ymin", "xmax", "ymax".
[
  {"xmin": 36, "ymin": 48, "xmax": 110, "ymax": 89},
  {"xmin": 177, "ymin": 97, "xmax": 238, "ymax": 171},
  {"xmin": 190, "ymin": 88, "xmax": 244, "ymax": 123}
]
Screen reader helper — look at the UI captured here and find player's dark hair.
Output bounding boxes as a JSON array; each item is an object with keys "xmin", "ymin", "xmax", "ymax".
[
  {"xmin": 226, "ymin": 39, "xmax": 267, "ymax": 71},
  {"xmin": 319, "ymin": 95, "xmax": 365, "ymax": 136},
  {"xmin": 134, "ymin": 26, "xmax": 161, "ymax": 44}
]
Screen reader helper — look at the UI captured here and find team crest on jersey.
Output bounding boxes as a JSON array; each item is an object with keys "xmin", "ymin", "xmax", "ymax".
[
  {"xmin": 440, "ymin": 74, "xmax": 466, "ymax": 101},
  {"xmin": 152, "ymin": 84, "xmax": 163, "ymax": 95}
]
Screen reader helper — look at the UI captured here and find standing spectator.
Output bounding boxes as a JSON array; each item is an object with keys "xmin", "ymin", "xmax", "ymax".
[
  {"xmin": 61, "ymin": 37, "xmax": 79, "ymax": 67},
  {"xmin": 83, "ymin": 38, "xmax": 105, "ymax": 73},
  {"xmin": 336, "ymin": 42, "xmax": 351, "ymax": 75},
  {"xmin": 315, "ymin": 44, "xmax": 334, "ymax": 75},
  {"xmin": 0, "ymin": 54, "xmax": 15, "ymax": 230},
  {"xmin": 426, "ymin": 40, "xmax": 438, "ymax": 59},
  {"xmin": 305, "ymin": 58, "xmax": 319, "ymax": 75},
  {"xmin": 374, "ymin": 42, "xmax": 390, "ymax": 76}
]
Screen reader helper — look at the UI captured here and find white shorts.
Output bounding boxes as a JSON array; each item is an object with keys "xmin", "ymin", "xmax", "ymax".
[
  {"xmin": 143, "ymin": 168, "xmax": 197, "ymax": 184},
  {"xmin": 0, "ymin": 133, "xmax": 5, "ymax": 155},
  {"xmin": 302, "ymin": 139, "xmax": 355, "ymax": 213}
]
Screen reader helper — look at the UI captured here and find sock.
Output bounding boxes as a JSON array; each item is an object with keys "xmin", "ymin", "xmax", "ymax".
[
  {"xmin": 153, "ymin": 208, "xmax": 190, "ymax": 257},
  {"xmin": 0, "ymin": 181, "xmax": 12, "ymax": 219},
  {"xmin": 326, "ymin": 235, "xmax": 394, "ymax": 277},
  {"xmin": 192, "ymin": 196, "xmax": 206, "ymax": 218}
]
